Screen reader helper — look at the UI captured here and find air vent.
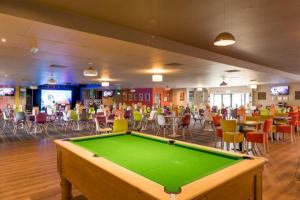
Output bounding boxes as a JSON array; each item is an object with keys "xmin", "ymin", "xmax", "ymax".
[
  {"xmin": 225, "ymin": 69, "xmax": 241, "ymax": 73},
  {"xmin": 250, "ymin": 79, "xmax": 257, "ymax": 82},
  {"xmin": 49, "ymin": 64, "xmax": 68, "ymax": 69},
  {"xmin": 165, "ymin": 62, "xmax": 183, "ymax": 66}
]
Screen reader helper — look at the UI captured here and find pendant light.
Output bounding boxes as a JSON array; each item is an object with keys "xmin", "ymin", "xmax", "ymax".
[{"xmin": 214, "ymin": 0, "xmax": 236, "ymax": 46}]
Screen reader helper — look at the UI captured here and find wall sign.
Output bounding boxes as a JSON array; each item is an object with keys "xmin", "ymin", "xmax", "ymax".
[
  {"xmin": 295, "ymin": 91, "xmax": 300, "ymax": 100},
  {"xmin": 257, "ymin": 92, "xmax": 266, "ymax": 100},
  {"xmin": 179, "ymin": 92, "xmax": 185, "ymax": 101}
]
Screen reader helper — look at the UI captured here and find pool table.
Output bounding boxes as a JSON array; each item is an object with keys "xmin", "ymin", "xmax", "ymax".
[{"xmin": 55, "ymin": 132, "xmax": 265, "ymax": 200}]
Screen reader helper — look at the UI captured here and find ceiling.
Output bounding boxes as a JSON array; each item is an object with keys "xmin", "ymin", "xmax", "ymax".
[
  {"xmin": 18, "ymin": 0, "xmax": 300, "ymax": 75},
  {"xmin": 0, "ymin": 13, "xmax": 294, "ymax": 88}
]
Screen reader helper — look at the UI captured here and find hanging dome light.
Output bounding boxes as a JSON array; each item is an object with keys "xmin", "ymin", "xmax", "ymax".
[
  {"xmin": 214, "ymin": 32, "xmax": 236, "ymax": 46},
  {"xmin": 47, "ymin": 78, "xmax": 56, "ymax": 85},
  {"xmin": 214, "ymin": 0, "xmax": 236, "ymax": 46},
  {"xmin": 83, "ymin": 63, "xmax": 98, "ymax": 77}
]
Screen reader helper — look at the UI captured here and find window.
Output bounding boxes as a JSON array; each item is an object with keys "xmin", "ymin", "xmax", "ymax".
[
  {"xmin": 222, "ymin": 94, "xmax": 231, "ymax": 107},
  {"xmin": 213, "ymin": 94, "xmax": 222, "ymax": 108},
  {"xmin": 210, "ymin": 93, "xmax": 251, "ymax": 108}
]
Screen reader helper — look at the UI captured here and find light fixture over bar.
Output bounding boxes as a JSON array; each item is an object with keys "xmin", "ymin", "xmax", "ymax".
[
  {"xmin": 101, "ymin": 81, "xmax": 109, "ymax": 87},
  {"xmin": 214, "ymin": 32, "xmax": 236, "ymax": 46},
  {"xmin": 152, "ymin": 74, "xmax": 163, "ymax": 82}
]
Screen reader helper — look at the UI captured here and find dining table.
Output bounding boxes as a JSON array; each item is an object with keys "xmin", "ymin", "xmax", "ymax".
[{"xmin": 164, "ymin": 115, "xmax": 182, "ymax": 138}]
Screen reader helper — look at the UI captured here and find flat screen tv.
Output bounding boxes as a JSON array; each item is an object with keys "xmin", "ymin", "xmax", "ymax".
[
  {"xmin": 270, "ymin": 86, "xmax": 289, "ymax": 96},
  {"xmin": 0, "ymin": 88, "xmax": 15, "ymax": 96},
  {"xmin": 41, "ymin": 90, "xmax": 72, "ymax": 109},
  {"xmin": 103, "ymin": 90, "xmax": 114, "ymax": 97}
]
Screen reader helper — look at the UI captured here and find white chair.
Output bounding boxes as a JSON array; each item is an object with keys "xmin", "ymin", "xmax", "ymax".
[
  {"xmin": 2, "ymin": 111, "xmax": 12, "ymax": 130},
  {"xmin": 156, "ymin": 115, "xmax": 171, "ymax": 137},
  {"xmin": 144, "ymin": 110, "xmax": 156, "ymax": 130},
  {"xmin": 62, "ymin": 111, "xmax": 71, "ymax": 132}
]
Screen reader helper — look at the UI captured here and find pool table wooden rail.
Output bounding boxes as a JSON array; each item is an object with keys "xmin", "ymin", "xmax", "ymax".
[{"xmin": 55, "ymin": 132, "xmax": 264, "ymax": 200}]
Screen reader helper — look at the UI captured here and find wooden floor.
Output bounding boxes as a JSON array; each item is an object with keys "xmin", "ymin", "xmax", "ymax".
[{"xmin": 0, "ymin": 130, "xmax": 300, "ymax": 199}]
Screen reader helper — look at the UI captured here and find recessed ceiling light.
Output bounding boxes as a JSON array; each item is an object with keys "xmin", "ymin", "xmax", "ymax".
[
  {"xmin": 152, "ymin": 74, "xmax": 163, "ymax": 82},
  {"xmin": 1, "ymin": 38, "xmax": 6, "ymax": 43}
]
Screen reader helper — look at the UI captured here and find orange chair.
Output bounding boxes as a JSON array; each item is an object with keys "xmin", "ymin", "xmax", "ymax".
[
  {"xmin": 276, "ymin": 115, "xmax": 298, "ymax": 142},
  {"xmin": 246, "ymin": 119, "xmax": 273, "ymax": 154},
  {"xmin": 212, "ymin": 115, "xmax": 222, "ymax": 147}
]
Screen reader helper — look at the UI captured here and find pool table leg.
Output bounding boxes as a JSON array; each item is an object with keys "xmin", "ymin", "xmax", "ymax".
[{"xmin": 61, "ymin": 177, "xmax": 72, "ymax": 200}]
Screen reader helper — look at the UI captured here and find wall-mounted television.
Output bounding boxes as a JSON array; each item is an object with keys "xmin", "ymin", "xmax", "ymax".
[
  {"xmin": 0, "ymin": 88, "xmax": 15, "ymax": 96},
  {"xmin": 103, "ymin": 90, "xmax": 114, "ymax": 97},
  {"xmin": 41, "ymin": 89, "xmax": 72, "ymax": 109},
  {"xmin": 270, "ymin": 86, "xmax": 289, "ymax": 96}
]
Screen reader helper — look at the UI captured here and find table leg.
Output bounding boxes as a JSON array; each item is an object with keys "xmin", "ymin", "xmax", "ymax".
[
  {"xmin": 172, "ymin": 118, "xmax": 176, "ymax": 137},
  {"xmin": 60, "ymin": 177, "xmax": 72, "ymax": 200}
]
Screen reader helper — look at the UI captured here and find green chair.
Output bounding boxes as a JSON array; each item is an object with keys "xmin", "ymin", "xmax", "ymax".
[
  {"xmin": 113, "ymin": 119, "xmax": 129, "ymax": 133},
  {"xmin": 260, "ymin": 108, "xmax": 269, "ymax": 116},
  {"xmin": 70, "ymin": 110, "xmax": 79, "ymax": 121},
  {"xmin": 133, "ymin": 111, "xmax": 142, "ymax": 130},
  {"xmin": 156, "ymin": 108, "xmax": 163, "ymax": 114},
  {"xmin": 70, "ymin": 110, "xmax": 80, "ymax": 130},
  {"xmin": 146, "ymin": 107, "xmax": 151, "ymax": 113}
]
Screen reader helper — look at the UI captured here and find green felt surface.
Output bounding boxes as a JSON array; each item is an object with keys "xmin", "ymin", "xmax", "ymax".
[{"xmin": 71, "ymin": 133, "xmax": 242, "ymax": 193}]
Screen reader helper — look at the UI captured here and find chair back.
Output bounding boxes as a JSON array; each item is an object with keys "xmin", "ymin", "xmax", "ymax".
[
  {"xmin": 259, "ymin": 115, "xmax": 273, "ymax": 121},
  {"xmin": 112, "ymin": 119, "xmax": 128, "ymax": 132},
  {"xmin": 15, "ymin": 112, "xmax": 26, "ymax": 122},
  {"xmin": 246, "ymin": 116, "xmax": 259, "ymax": 121},
  {"xmin": 148, "ymin": 110, "xmax": 156, "ymax": 120},
  {"xmin": 212, "ymin": 115, "xmax": 222, "ymax": 126},
  {"xmin": 36, "ymin": 113, "xmax": 47, "ymax": 124},
  {"xmin": 70, "ymin": 110, "xmax": 79, "ymax": 121},
  {"xmin": 199, "ymin": 109, "xmax": 205, "ymax": 116},
  {"xmin": 263, "ymin": 119, "xmax": 273, "ymax": 133},
  {"xmin": 124, "ymin": 110, "xmax": 132, "ymax": 119},
  {"xmin": 260, "ymin": 108, "xmax": 269, "ymax": 115},
  {"xmin": 3, "ymin": 111, "xmax": 9, "ymax": 120},
  {"xmin": 181, "ymin": 114, "xmax": 191, "ymax": 127},
  {"xmin": 157, "ymin": 114, "xmax": 166, "ymax": 126},
  {"xmin": 63, "ymin": 111, "xmax": 70, "ymax": 121},
  {"xmin": 96, "ymin": 115, "xmax": 106, "ymax": 124},
  {"xmin": 97, "ymin": 111, "xmax": 105, "ymax": 116},
  {"xmin": 288, "ymin": 112, "xmax": 298, "ymax": 116},
  {"xmin": 290, "ymin": 115, "xmax": 298, "ymax": 126},
  {"xmin": 107, "ymin": 114, "xmax": 115, "ymax": 120},
  {"xmin": 220, "ymin": 120, "xmax": 237, "ymax": 132},
  {"xmin": 94, "ymin": 118, "xmax": 100, "ymax": 131},
  {"xmin": 81, "ymin": 111, "xmax": 88, "ymax": 121},
  {"xmin": 146, "ymin": 107, "xmax": 151, "ymax": 113}
]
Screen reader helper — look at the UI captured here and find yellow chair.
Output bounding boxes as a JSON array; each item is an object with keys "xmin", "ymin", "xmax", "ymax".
[
  {"xmin": 259, "ymin": 115, "xmax": 273, "ymax": 121},
  {"xmin": 246, "ymin": 116, "xmax": 260, "ymax": 121},
  {"xmin": 112, "ymin": 119, "xmax": 129, "ymax": 133},
  {"xmin": 220, "ymin": 120, "xmax": 244, "ymax": 151}
]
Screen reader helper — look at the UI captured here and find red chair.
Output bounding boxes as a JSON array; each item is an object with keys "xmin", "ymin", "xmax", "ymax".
[
  {"xmin": 106, "ymin": 114, "xmax": 115, "ymax": 127},
  {"xmin": 276, "ymin": 115, "xmax": 298, "ymax": 142},
  {"xmin": 212, "ymin": 115, "xmax": 223, "ymax": 147},
  {"xmin": 246, "ymin": 119, "xmax": 273, "ymax": 154},
  {"xmin": 36, "ymin": 113, "xmax": 48, "ymax": 135},
  {"xmin": 179, "ymin": 114, "xmax": 191, "ymax": 139},
  {"xmin": 96, "ymin": 115, "xmax": 106, "ymax": 126}
]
